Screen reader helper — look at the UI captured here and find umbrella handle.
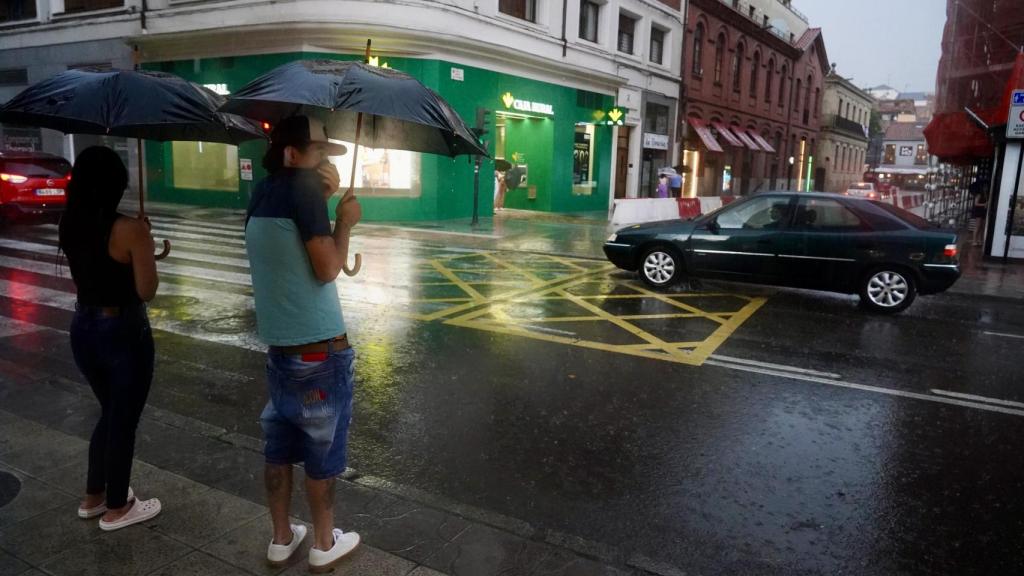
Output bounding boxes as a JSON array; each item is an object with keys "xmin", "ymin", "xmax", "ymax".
[
  {"xmin": 342, "ymin": 253, "xmax": 362, "ymax": 276},
  {"xmin": 155, "ymin": 239, "xmax": 171, "ymax": 261}
]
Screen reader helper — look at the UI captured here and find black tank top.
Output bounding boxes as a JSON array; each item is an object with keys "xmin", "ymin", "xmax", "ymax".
[{"xmin": 66, "ymin": 213, "xmax": 142, "ymax": 307}]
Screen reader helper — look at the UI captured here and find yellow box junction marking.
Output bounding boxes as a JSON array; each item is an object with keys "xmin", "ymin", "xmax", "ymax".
[{"xmin": 389, "ymin": 250, "xmax": 766, "ymax": 366}]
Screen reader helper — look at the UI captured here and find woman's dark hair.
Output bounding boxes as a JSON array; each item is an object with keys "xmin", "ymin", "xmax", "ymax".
[{"xmin": 58, "ymin": 146, "xmax": 129, "ymax": 256}]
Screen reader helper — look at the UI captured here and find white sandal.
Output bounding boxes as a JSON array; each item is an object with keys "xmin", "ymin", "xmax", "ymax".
[
  {"xmin": 78, "ymin": 487, "xmax": 135, "ymax": 519},
  {"xmin": 98, "ymin": 497, "xmax": 161, "ymax": 531}
]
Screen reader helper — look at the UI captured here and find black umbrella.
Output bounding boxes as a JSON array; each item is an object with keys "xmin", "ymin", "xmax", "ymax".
[
  {"xmin": 220, "ymin": 54, "xmax": 488, "ymax": 276},
  {"xmin": 0, "ymin": 68, "xmax": 267, "ymax": 258}
]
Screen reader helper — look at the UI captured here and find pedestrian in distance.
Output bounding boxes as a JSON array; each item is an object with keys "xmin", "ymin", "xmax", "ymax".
[
  {"xmin": 245, "ymin": 115, "xmax": 362, "ymax": 573},
  {"xmin": 670, "ymin": 166, "xmax": 684, "ymax": 198},
  {"xmin": 970, "ymin": 182, "xmax": 988, "ymax": 247},
  {"xmin": 494, "ymin": 169, "xmax": 507, "ymax": 212},
  {"xmin": 58, "ymin": 146, "xmax": 162, "ymax": 531},
  {"xmin": 656, "ymin": 174, "xmax": 671, "ymax": 198}
]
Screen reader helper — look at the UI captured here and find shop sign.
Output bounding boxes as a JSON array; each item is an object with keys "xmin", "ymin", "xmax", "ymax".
[
  {"xmin": 1008, "ymin": 90, "xmax": 1024, "ymax": 139},
  {"xmin": 239, "ymin": 158, "xmax": 253, "ymax": 181},
  {"xmin": 203, "ymin": 83, "xmax": 230, "ymax": 95},
  {"xmin": 501, "ymin": 92, "xmax": 554, "ymax": 115},
  {"xmin": 643, "ymin": 132, "xmax": 669, "ymax": 150}
]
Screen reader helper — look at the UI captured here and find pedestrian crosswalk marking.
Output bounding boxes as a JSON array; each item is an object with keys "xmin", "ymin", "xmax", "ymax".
[{"xmin": 1, "ymin": 215, "xmax": 768, "ymax": 366}]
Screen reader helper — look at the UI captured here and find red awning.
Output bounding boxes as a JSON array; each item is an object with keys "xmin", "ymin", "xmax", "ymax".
[
  {"xmin": 712, "ymin": 122, "xmax": 743, "ymax": 147},
  {"xmin": 687, "ymin": 118, "xmax": 724, "ymax": 153},
  {"xmin": 748, "ymin": 131, "xmax": 776, "ymax": 153},
  {"xmin": 733, "ymin": 128, "xmax": 762, "ymax": 151}
]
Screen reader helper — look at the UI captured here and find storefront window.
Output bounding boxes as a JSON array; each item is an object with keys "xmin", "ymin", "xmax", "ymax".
[
  {"xmin": 172, "ymin": 141, "xmax": 239, "ymax": 192},
  {"xmin": 573, "ymin": 124, "xmax": 596, "ymax": 196},
  {"xmin": 1, "ymin": 0, "xmax": 36, "ymax": 22},
  {"xmin": 326, "ymin": 142, "xmax": 421, "ymax": 198},
  {"xmin": 915, "ymin": 144, "xmax": 928, "ymax": 165}
]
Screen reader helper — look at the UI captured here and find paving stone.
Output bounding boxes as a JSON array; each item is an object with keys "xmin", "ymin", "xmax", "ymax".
[
  {"xmin": 0, "ymin": 464, "xmax": 76, "ymax": 530},
  {"xmin": 38, "ymin": 526, "xmax": 190, "ymax": 576},
  {"xmin": 407, "ymin": 567, "xmax": 449, "ymax": 576},
  {"xmin": 35, "ymin": 459, "xmax": 88, "ymax": 496},
  {"xmin": 0, "ymin": 503, "xmax": 105, "ymax": 565},
  {"xmin": 150, "ymin": 485, "xmax": 267, "ymax": 548},
  {"xmin": 420, "ymin": 523, "xmax": 630, "ymax": 576},
  {"xmin": 129, "ymin": 461, "xmax": 213, "ymax": 503},
  {"xmin": 278, "ymin": 544, "xmax": 416, "ymax": 576},
  {"xmin": 0, "ymin": 434, "xmax": 89, "ymax": 477},
  {"xmin": 202, "ymin": 513, "xmax": 307, "ymax": 576},
  {"xmin": 344, "ymin": 497, "xmax": 469, "ymax": 565},
  {"xmin": 0, "ymin": 546, "xmax": 31, "ymax": 576},
  {"xmin": 0, "ymin": 419, "xmax": 58, "ymax": 456},
  {"xmin": 146, "ymin": 551, "xmax": 252, "ymax": 576}
]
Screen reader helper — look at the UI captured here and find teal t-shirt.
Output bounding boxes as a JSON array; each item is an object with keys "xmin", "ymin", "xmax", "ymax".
[{"xmin": 245, "ymin": 168, "xmax": 345, "ymax": 346}]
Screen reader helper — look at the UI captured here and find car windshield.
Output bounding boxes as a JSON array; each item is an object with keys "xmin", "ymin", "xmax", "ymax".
[
  {"xmin": 2, "ymin": 158, "xmax": 72, "ymax": 179},
  {"xmin": 871, "ymin": 200, "xmax": 934, "ymax": 229}
]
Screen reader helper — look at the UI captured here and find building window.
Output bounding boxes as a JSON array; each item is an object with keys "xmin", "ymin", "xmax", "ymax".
[
  {"xmin": 804, "ymin": 75, "xmax": 812, "ymax": 112},
  {"xmin": 732, "ymin": 43, "xmax": 744, "ymax": 93},
  {"xmin": 814, "ymin": 87, "xmax": 820, "ymax": 117},
  {"xmin": 884, "ymin": 144, "xmax": 896, "ymax": 164},
  {"xmin": 748, "ymin": 6, "xmax": 755, "ymax": 18},
  {"xmin": 692, "ymin": 24, "xmax": 705, "ymax": 76},
  {"xmin": 765, "ymin": 58, "xmax": 774, "ymax": 103},
  {"xmin": 499, "ymin": 0, "xmax": 537, "ymax": 22},
  {"xmin": 172, "ymin": 142, "xmax": 239, "ymax": 192},
  {"xmin": 795, "ymin": 79, "xmax": 802, "ymax": 111},
  {"xmin": 915, "ymin": 144, "xmax": 928, "ymax": 165},
  {"xmin": 645, "ymin": 102, "xmax": 670, "ymax": 135},
  {"xmin": 1, "ymin": 0, "xmax": 36, "ymax": 22},
  {"xmin": 838, "ymin": 99, "xmax": 844, "ymax": 119},
  {"xmin": 62, "ymin": 0, "xmax": 124, "ymax": 12},
  {"xmin": 833, "ymin": 145, "xmax": 839, "ymax": 168},
  {"xmin": 579, "ymin": 0, "xmax": 599, "ymax": 42},
  {"xmin": 714, "ymin": 33, "xmax": 726, "ymax": 84},
  {"xmin": 750, "ymin": 52, "xmax": 760, "ymax": 99},
  {"xmin": 618, "ymin": 13, "xmax": 636, "ymax": 54},
  {"xmin": 650, "ymin": 26, "xmax": 665, "ymax": 65},
  {"xmin": 0, "ymin": 68, "xmax": 29, "ymax": 87},
  {"xmin": 778, "ymin": 64, "xmax": 787, "ymax": 107}
]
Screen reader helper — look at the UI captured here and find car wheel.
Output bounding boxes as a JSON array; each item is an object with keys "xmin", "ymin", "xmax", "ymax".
[
  {"xmin": 859, "ymin": 267, "xmax": 917, "ymax": 314},
  {"xmin": 639, "ymin": 246, "xmax": 683, "ymax": 289}
]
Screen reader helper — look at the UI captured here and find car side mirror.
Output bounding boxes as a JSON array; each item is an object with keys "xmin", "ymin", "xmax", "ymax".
[{"xmin": 707, "ymin": 219, "xmax": 721, "ymax": 234}]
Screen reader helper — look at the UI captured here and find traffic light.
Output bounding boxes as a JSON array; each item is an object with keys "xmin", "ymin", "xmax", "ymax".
[{"xmin": 472, "ymin": 107, "xmax": 490, "ymax": 139}]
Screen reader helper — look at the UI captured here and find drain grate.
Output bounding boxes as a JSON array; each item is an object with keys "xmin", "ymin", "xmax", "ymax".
[{"xmin": 0, "ymin": 471, "xmax": 21, "ymax": 509}]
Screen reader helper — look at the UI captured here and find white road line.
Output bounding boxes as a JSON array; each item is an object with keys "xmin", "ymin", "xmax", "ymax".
[
  {"xmin": 929, "ymin": 389, "xmax": 1024, "ymax": 410},
  {"xmin": 983, "ymin": 330, "xmax": 1024, "ymax": 340},
  {"xmin": 146, "ymin": 216, "xmax": 244, "ymax": 233},
  {"xmin": 0, "ymin": 239, "xmax": 253, "ymax": 286},
  {"xmin": 705, "ymin": 360, "xmax": 1024, "ymax": 418},
  {"xmin": 361, "ymin": 223, "xmax": 502, "ymax": 240},
  {"xmin": 29, "ymin": 234, "xmax": 252, "ymax": 268},
  {"xmin": 709, "ymin": 354, "xmax": 841, "ymax": 379},
  {"xmin": 0, "ymin": 316, "xmax": 47, "ymax": 338}
]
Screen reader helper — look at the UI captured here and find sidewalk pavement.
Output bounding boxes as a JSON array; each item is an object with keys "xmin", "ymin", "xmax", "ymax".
[
  {"xmin": 0, "ymin": 363, "xmax": 648, "ymax": 576},
  {"xmin": 124, "ymin": 198, "xmax": 1024, "ymax": 301}
]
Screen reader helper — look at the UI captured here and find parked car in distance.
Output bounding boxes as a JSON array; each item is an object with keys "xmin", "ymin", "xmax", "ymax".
[
  {"xmin": 845, "ymin": 182, "xmax": 881, "ymax": 199},
  {"xmin": 0, "ymin": 150, "xmax": 71, "ymax": 225},
  {"xmin": 603, "ymin": 192, "xmax": 961, "ymax": 313}
]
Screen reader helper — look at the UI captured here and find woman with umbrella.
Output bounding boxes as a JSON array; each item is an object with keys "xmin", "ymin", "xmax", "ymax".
[{"xmin": 61, "ymin": 146, "xmax": 162, "ymax": 530}]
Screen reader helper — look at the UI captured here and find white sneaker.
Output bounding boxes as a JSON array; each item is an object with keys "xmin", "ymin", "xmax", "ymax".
[
  {"xmin": 267, "ymin": 524, "xmax": 307, "ymax": 567},
  {"xmin": 308, "ymin": 528, "xmax": 360, "ymax": 573}
]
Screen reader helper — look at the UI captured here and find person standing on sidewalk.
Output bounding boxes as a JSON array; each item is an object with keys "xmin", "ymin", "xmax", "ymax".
[
  {"xmin": 59, "ymin": 146, "xmax": 162, "ymax": 531},
  {"xmin": 245, "ymin": 116, "xmax": 362, "ymax": 572}
]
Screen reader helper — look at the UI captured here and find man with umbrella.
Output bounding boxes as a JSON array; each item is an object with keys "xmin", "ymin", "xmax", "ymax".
[{"xmin": 245, "ymin": 115, "xmax": 362, "ymax": 571}]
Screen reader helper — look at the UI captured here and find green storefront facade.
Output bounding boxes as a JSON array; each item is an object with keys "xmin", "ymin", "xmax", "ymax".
[{"xmin": 144, "ymin": 51, "xmax": 616, "ymax": 221}]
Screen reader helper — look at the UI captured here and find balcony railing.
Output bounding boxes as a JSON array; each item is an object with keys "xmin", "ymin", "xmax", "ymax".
[
  {"xmin": 824, "ymin": 114, "xmax": 868, "ymax": 140},
  {"xmin": 718, "ymin": 0, "xmax": 806, "ymax": 43}
]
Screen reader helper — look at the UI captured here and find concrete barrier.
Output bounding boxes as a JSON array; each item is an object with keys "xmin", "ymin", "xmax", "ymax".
[{"xmin": 609, "ymin": 198, "xmax": 681, "ymax": 229}]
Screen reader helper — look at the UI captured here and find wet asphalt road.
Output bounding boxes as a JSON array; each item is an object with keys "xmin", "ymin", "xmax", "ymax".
[{"xmin": 1, "ymin": 213, "xmax": 1023, "ymax": 575}]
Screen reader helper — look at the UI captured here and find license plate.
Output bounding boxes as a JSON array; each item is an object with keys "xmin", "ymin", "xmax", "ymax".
[{"xmin": 35, "ymin": 189, "xmax": 64, "ymax": 196}]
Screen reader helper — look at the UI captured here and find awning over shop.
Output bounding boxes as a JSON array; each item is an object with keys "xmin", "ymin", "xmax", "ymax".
[
  {"xmin": 711, "ymin": 122, "xmax": 743, "ymax": 147},
  {"xmin": 748, "ymin": 131, "xmax": 776, "ymax": 153},
  {"xmin": 687, "ymin": 118, "xmax": 723, "ymax": 153},
  {"xmin": 732, "ymin": 128, "xmax": 762, "ymax": 151}
]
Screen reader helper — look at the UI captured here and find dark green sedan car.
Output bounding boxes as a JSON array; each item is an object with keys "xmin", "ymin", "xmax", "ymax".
[{"xmin": 603, "ymin": 192, "xmax": 961, "ymax": 313}]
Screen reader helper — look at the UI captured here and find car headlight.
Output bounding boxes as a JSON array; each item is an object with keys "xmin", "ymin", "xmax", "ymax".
[{"xmin": 607, "ymin": 233, "xmax": 617, "ymax": 242}]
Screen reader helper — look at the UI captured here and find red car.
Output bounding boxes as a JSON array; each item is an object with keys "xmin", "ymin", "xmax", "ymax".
[{"xmin": 0, "ymin": 150, "xmax": 71, "ymax": 224}]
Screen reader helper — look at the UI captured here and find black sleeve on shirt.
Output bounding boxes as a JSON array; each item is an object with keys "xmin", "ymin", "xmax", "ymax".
[{"xmin": 290, "ymin": 170, "xmax": 333, "ymax": 242}]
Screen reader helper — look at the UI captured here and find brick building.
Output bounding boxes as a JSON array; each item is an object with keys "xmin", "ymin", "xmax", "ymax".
[{"xmin": 680, "ymin": 0, "xmax": 828, "ymax": 197}]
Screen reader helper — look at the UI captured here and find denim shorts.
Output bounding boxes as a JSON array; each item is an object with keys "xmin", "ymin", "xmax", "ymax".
[{"xmin": 260, "ymin": 346, "xmax": 355, "ymax": 480}]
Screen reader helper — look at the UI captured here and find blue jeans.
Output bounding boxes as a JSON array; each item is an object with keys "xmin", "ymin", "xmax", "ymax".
[
  {"xmin": 260, "ymin": 346, "xmax": 355, "ymax": 480},
  {"xmin": 70, "ymin": 303, "xmax": 154, "ymax": 509}
]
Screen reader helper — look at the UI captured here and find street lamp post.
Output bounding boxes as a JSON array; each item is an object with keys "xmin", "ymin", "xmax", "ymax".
[{"xmin": 786, "ymin": 156, "xmax": 795, "ymax": 190}]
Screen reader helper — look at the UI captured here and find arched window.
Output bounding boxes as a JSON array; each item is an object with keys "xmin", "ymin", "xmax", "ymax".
[
  {"xmin": 765, "ymin": 58, "xmax": 774, "ymax": 103},
  {"xmin": 814, "ymin": 88, "xmax": 820, "ymax": 117},
  {"xmin": 804, "ymin": 75, "xmax": 812, "ymax": 112},
  {"xmin": 750, "ymin": 51, "xmax": 760, "ymax": 98},
  {"xmin": 714, "ymin": 33, "xmax": 726, "ymax": 84},
  {"xmin": 834, "ymin": 144, "xmax": 839, "ymax": 168},
  {"xmin": 732, "ymin": 42, "xmax": 744, "ymax": 93},
  {"xmin": 838, "ymin": 99, "xmax": 844, "ymax": 119},
  {"xmin": 692, "ymin": 23, "xmax": 705, "ymax": 76},
  {"xmin": 778, "ymin": 64, "xmax": 787, "ymax": 108},
  {"xmin": 795, "ymin": 79, "xmax": 802, "ymax": 111}
]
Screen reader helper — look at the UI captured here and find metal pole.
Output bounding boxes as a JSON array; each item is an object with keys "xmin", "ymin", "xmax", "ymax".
[
  {"xmin": 471, "ymin": 157, "xmax": 480, "ymax": 227},
  {"xmin": 1003, "ymin": 143, "xmax": 1023, "ymax": 264}
]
